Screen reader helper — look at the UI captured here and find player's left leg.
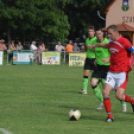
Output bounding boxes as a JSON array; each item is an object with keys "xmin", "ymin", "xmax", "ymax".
[
  {"xmin": 116, "ymin": 88, "xmax": 134, "ymax": 112},
  {"xmin": 90, "ymin": 78, "xmax": 103, "ymax": 110},
  {"xmin": 115, "ymin": 72, "xmax": 134, "ymax": 113}
]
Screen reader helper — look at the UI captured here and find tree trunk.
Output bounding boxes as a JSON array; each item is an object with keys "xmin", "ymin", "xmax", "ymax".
[{"xmin": 7, "ymin": 27, "xmax": 11, "ymax": 47}]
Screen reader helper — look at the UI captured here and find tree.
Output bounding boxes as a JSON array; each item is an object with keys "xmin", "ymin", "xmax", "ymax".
[
  {"xmin": 63, "ymin": 0, "xmax": 109, "ymax": 40},
  {"xmin": 0, "ymin": 0, "xmax": 70, "ymax": 45}
]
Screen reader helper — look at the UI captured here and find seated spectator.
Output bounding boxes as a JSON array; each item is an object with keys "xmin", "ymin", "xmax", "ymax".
[
  {"xmin": 7, "ymin": 40, "xmax": 18, "ymax": 65},
  {"xmin": 30, "ymin": 41, "xmax": 38, "ymax": 63},
  {"xmin": 18, "ymin": 41, "xmax": 23, "ymax": 51},
  {"xmin": 55, "ymin": 41, "xmax": 64, "ymax": 52},
  {"xmin": 0, "ymin": 39, "xmax": 7, "ymax": 51},
  {"xmin": 65, "ymin": 40, "xmax": 73, "ymax": 64},
  {"xmin": 38, "ymin": 42, "xmax": 45, "ymax": 64},
  {"xmin": 73, "ymin": 43, "xmax": 80, "ymax": 52}
]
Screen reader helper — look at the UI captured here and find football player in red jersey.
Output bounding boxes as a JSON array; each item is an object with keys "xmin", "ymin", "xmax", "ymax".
[{"xmin": 92, "ymin": 25, "xmax": 134, "ymax": 122}]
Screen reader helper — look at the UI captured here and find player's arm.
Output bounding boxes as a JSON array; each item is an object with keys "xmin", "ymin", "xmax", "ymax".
[
  {"xmin": 95, "ymin": 43, "xmax": 108, "ymax": 48},
  {"xmin": 127, "ymin": 46, "xmax": 134, "ymax": 74},
  {"xmin": 90, "ymin": 43, "xmax": 108, "ymax": 51},
  {"xmin": 94, "ymin": 52, "xmax": 96, "ymax": 66},
  {"xmin": 102, "ymin": 57, "xmax": 110, "ymax": 63}
]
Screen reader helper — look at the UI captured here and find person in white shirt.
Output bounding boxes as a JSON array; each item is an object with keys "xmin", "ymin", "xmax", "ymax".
[
  {"xmin": 55, "ymin": 41, "xmax": 64, "ymax": 52},
  {"xmin": 30, "ymin": 41, "xmax": 38, "ymax": 63},
  {"xmin": 30, "ymin": 41, "xmax": 38, "ymax": 51}
]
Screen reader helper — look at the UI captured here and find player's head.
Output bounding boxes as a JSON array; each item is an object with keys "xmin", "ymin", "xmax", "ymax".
[
  {"xmin": 95, "ymin": 27, "xmax": 104, "ymax": 41},
  {"xmin": 88, "ymin": 26, "xmax": 95, "ymax": 38},
  {"xmin": 107, "ymin": 25, "xmax": 120, "ymax": 41}
]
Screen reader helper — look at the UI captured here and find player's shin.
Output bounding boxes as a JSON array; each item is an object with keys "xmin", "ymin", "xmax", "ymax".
[
  {"xmin": 123, "ymin": 95, "xmax": 134, "ymax": 103},
  {"xmin": 92, "ymin": 85, "xmax": 103, "ymax": 103},
  {"xmin": 103, "ymin": 96, "xmax": 113, "ymax": 119},
  {"xmin": 83, "ymin": 76, "xmax": 88, "ymax": 91}
]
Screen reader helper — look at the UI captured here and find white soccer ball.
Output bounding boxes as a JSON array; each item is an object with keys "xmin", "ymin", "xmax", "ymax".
[{"xmin": 69, "ymin": 109, "xmax": 81, "ymax": 121}]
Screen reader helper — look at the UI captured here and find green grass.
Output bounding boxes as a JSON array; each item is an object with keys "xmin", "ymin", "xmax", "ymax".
[{"xmin": 0, "ymin": 64, "xmax": 134, "ymax": 134}]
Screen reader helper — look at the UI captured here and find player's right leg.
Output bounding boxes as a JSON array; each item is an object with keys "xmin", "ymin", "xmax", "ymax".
[
  {"xmin": 103, "ymin": 83, "xmax": 114, "ymax": 122},
  {"xmin": 103, "ymin": 72, "xmax": 115, "ymax": 122},
  {"xmin": 79, "ymin": 70, "xmax": 90, "ymax": 94},
  {"xmin": 79, "ymin": 58, "xmax": 95, "ymax": 94}
]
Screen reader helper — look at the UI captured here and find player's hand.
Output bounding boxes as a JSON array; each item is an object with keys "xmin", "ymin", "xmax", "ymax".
[
  {"xmin": 90, "ymin": 45, "xmax": 95, "ymax": 51},
  {"xmin": 87, "ymin": 44, "xmax": 91, "ymax": 48},
  {"xmin": 102, "ymin": 58, "xmax": 110, "ymax": 63},
  {"xmin": 94, "ymin": 60, "xmax": 97, "ymax": 66}
]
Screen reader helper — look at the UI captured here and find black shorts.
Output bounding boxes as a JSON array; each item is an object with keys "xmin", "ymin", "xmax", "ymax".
[
  {"xmin": 91, "ymin": 64, "xmax": 109, "ymax": 79},
  {"xmin": 84, "ymin": 58, "xmax": 95, "ymax": 70}
]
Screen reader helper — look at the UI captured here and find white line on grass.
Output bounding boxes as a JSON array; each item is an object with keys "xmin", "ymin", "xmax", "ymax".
[{"xmin": 0, "ymin": 128, "xmax": 12, "ymax": 134}]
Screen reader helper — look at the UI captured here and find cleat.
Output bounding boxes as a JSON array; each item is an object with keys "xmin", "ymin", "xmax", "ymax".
[
  {"xmin": 97, "ymin": 103, "xmax": 104, "ymax": 110},
  {"xmin": 122, "ymin": 103, "xmax": 127, "ymax": 112},
  {"xmin": 79, "ymin": 89, "xmax": 87, "ymax": 94},
  {"xmin": 105, "ymin": 117, "xmax": 114, "ymax": 122},
  {"xmin": 131, "ymin": 103, "xmax": 134, "ymax": 113}
]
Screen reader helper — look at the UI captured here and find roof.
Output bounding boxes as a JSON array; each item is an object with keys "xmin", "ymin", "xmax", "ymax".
[
  {"xmin": 100, "ymin": 0, "xmax": 116, "ymax": 14},
  {"xmin": 102, "ymin": 23, "xmax": 134, "ymax": 32}
]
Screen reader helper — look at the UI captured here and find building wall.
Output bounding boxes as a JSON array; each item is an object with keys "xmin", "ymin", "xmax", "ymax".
[
  {"xmin": 106, "ymin": 0, "xmax": 134, "ymax": 46},
  {"xmin": 106, "ymin": 0, "xmax": 134, "ymax": 28}
]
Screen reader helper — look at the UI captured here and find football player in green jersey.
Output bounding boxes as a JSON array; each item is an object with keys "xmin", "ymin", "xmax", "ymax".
[{"xmin": 79, "ymin": 26, "xmax": 97, "ymax": 94}]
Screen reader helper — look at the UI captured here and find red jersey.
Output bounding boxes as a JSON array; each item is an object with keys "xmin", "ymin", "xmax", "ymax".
[{"xmin": 108, "ymin": 36, "xmax": 132, "ymax": 72}]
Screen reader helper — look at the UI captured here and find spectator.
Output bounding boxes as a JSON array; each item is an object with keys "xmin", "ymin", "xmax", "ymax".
[
  {"xmin": 55, "ymin": 41, "xmax": 64, "ymax": 52},
  {"xmin": 7, "ymin": 40, "xmax": 18, "ymax": 65},
  {"xmin": 30, "ymin": 41, "xmax": 38, "ymax": 63},
  {"xmin": 18, "ymin": 41, "xmax": 23, "ymax": 51},
  {"xmin": 65, "ymin": 40, "xmax": 73, "ymax": 64},
  {"xmin": 38, "ymin": 42, "xmax": 45, "ymax": 65},
  {"xmin": 0, "ymin": 39, "xmax": 7, "ymax": 51},
  {"xmin": 73, "ymin": 43, "xmax": 80, "ymax": 52}
]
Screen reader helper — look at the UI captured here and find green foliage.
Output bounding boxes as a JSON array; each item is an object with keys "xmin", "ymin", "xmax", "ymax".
[
  {"xmin": 64, "ymin": 0, "xmax": 109, "ymax": 39},
  {"xmin": 0, "ymin": 0, "xmax": 70, "ymax": 43},
  {"xmin": 0, "ymin": 0, "xmax": 110, "ymax": 43}
]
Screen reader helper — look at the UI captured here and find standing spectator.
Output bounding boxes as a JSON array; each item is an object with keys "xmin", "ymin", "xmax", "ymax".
[
  {"xmin": 55, "ymin": 41, "xmax": 64, "ymax": 52},
  {"xmin": 0, "ymin": 39, "xmax": 7, "ymax": 51},
  {"xmin": 30, "ymin": 41, "xmax": 38, "ymax": 63},
  {"xmin": 65, "ymin": 40, "xmax": 73, "ymax": 64},
  {"xmin": 73, "ymin": 43, "xmax": 80, "ymax": 52},
  {"xmin": 7, "ymin": 40, "xmax": 18, "ymax": 65},
  {"xmin": 38, "ymin": 42, "xmax": 45, "ymax": 64},
  {"xmin": 18, "ymin": 41, "xmax": 23, "ymax": 51}
]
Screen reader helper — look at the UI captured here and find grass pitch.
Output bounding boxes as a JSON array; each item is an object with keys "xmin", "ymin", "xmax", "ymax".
[{"xmin": 0, "ymin": 64, "xmax": 134, "ymax": 134}]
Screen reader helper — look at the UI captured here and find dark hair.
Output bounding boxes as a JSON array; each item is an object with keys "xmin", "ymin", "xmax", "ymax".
[
  {"xmin": 95, "ymin": 27, "xmax": 103, "ymax": 32},
  {"xmin": 107, "ymin": 25, "xmax": 119, "ymax": 32},
  {"xmin": 88, "ymin": 26, "xmax": 95, "ymax": 31}
]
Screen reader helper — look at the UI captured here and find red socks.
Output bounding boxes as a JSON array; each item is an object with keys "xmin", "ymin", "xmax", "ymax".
[
  {"xmin": 124, "ymin": 95, "xmax": 134, "ymax": 103},
  {"xmin": 104, "ymin": 96, "xmax": 113, "ymax": 119}
]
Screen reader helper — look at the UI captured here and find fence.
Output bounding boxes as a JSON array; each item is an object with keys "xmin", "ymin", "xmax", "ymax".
[{"xmin": 1, "ymin": 50, "xmax": 87, "ymax": 66}]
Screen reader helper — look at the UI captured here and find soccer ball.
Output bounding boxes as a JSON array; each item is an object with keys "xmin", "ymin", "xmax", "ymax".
[{"xmin": 69, "ymin": 109, "xmax": 81, "ymax": 121}]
